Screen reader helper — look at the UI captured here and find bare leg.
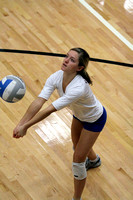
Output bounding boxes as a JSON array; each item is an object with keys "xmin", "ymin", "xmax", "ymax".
[
  {"xmin": 71, "ymin": 118, "xmax": 85, "ymax": 200},
  {"xmin": 71, "ymin": 118, "xmax": 97, "ymax": 161},
  {"xmin": 73, "ymin": 129, "xmax": 100, "ymax": 199},
  {"xmin": 71, "ymin": 117, "xmax": 83, "ymax": 149},
  {"xmin": 73, "ymin": 178, "xmax": 86, "ymax": 200},
  {"xmin": 87, "ymin": 148, "xmax": 97, "ymax": 160}
]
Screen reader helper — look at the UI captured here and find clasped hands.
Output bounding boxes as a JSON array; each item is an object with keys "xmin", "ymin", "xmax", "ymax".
[{"xmin": 13, "ymin": 124, "xmax": 28, "ymax": 139}]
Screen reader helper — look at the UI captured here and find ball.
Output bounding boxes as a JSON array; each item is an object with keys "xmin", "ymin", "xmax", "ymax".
[{"xmin": 0, "ymin": 75, "xmax": 26, "ymax": 103}]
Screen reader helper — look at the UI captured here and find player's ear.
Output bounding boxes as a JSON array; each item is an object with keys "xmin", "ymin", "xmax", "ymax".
[{"xmin": 77, "ymin": 66, "xmax": 84, "ymax": 72}]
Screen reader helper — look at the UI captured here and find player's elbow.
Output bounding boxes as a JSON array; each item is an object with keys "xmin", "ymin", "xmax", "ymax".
[{"xmin": 48, "ymin": 104, "xmax": 57, "ymax": 114}]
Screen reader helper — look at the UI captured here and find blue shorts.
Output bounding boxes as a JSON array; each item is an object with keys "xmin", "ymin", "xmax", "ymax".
[{"xmin": 73, "ymin": 107, "xmax": 107, "ymax": 132}]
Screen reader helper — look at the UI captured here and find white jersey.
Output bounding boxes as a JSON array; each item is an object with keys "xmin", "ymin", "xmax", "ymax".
[{"xmin": 38, "ymin": 70, "xmax": 103, "ymax": 122}]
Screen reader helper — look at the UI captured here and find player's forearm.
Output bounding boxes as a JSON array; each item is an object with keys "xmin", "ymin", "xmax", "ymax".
[
  {"xmin": 24, "ymin": 104, "xmax": 56, "ymax": 129},
  {"xmin": 18, "ymin": 98, "xmax": 46, "ymax": 126}
]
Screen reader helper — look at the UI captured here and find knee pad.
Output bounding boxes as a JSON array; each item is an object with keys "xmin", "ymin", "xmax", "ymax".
[{"xmin": 72, "ymin": 162, "xmax": 87, "ymax": 180}]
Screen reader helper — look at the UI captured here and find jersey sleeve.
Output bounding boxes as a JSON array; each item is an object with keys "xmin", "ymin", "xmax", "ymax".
[
  {"xmin": 52, "ymin": 87, "xmax": 83, "ymax": 110},
  {"xmin": 38, "ymin": 73, "xmax": 56, "ymax": 100}
]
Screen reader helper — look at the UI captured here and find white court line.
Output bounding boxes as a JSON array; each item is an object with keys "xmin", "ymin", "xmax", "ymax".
[{"xmin": 79, "ymin": 0, "xmax": 133, "ymax": 51}]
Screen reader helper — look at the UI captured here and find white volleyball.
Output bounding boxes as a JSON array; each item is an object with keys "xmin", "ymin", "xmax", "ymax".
[{"xmin": 0, "ymin": 75, "xmax": 26, "ymax": 103}]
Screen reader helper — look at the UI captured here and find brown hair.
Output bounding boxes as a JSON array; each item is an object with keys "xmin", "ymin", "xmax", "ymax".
[{"xmin": 70, "ymin": 47, "xmax": 92, "ymax": 85}]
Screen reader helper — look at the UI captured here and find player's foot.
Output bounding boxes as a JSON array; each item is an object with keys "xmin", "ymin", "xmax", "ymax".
[{"xmin": 85, "ymin": 155, "xmax": 101, "ymax": 171}]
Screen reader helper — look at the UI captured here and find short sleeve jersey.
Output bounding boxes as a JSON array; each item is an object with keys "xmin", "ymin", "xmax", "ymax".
[{"xmin": 38, "ymin": 70, "xmax": 103, "ymax": 122}]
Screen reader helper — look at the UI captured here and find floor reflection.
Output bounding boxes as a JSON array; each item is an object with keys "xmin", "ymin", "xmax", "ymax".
[
  {"xmin": 34, "ymin": 115, "xmax": 71, "ymax": 146},
  {"xmin": 124, "ymin": 0, "xmax": 133, "ymax": 13}
]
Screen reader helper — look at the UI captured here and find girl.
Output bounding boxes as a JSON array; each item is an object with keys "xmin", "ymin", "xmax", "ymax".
[{"xmin": 13, "ymin": 48, "xmax": 107, "ymax": 200}]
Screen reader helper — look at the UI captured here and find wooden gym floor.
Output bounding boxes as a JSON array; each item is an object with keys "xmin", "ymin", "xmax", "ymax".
[{"xmin": 0, "ymin": 0, "xmax": 133, "ymax": 199}]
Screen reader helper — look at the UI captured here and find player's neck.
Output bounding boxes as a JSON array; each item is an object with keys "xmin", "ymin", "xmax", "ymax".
[
  {"xmin": 62, "ymin": 72, "xmax": 77, "ymax": 92},
  {"xmin": 63, "ymin": 71, "xmax": 77, "ymax": 83}
]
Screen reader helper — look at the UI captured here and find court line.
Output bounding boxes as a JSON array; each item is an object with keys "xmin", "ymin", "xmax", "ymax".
[
  {"xmin": 78, "ymin": 0, "xmax": 133, "ymax": 51},
  {"xmin": 0, "ymin": 49, "xmax": 132, "ymax": 66}
]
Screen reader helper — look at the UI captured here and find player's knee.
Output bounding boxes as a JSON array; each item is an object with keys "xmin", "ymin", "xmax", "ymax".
[{"xmin": 72, "ymin": 162, "xmax": 87, "ymax": 180}]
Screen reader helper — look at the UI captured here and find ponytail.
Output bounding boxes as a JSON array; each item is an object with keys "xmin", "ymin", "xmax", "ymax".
[{"xmin": 77, "ymin": 69, "xmax": 92, "ymax": 85}]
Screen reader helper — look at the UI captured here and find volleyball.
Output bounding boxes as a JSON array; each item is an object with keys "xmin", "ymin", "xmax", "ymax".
[{"xmin": 0, "ymin": 75, "xmax": 26, "ymax": 103}]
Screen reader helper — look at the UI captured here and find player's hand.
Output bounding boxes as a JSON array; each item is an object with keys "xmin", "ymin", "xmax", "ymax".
[{"xmin": 13, "ymin": 125, "xmax": 27, "ymax": 138}]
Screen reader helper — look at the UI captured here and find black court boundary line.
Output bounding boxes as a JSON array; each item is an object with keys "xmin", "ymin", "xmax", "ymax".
[{"xmin": 0, "ymin": 49, "xmax": 132, "ymax": 67}]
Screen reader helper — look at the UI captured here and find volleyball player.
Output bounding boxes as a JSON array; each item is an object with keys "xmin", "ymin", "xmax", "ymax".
[{"xmin": 13, "ymin": 48, "xmax": 107, "ymax": 200}]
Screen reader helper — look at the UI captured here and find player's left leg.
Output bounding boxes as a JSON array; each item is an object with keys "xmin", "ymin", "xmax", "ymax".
[{"xmin": 72, "ymin": 128, "xmax": 100, "ymax": 200}]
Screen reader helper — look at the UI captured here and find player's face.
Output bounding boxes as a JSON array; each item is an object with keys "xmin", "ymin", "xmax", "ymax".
[{"xmin": 61, "ymin": 50, "xmax": 83, "ymax": 73}]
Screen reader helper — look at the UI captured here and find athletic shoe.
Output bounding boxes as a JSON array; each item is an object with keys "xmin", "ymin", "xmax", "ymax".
[{"xmin": 85, "ymin": 155, "xmax": 101, "ymax": 171}]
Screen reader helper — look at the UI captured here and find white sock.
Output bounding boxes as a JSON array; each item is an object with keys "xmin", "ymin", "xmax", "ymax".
[{"xmin": 90, "ymin": 154, "xmax": 99, "ymax": 162}]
